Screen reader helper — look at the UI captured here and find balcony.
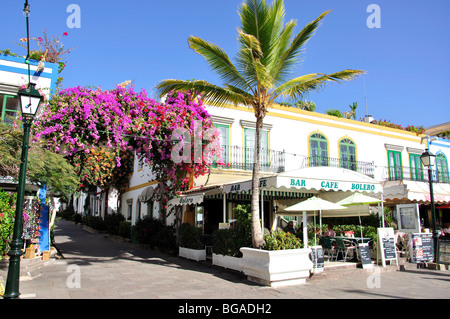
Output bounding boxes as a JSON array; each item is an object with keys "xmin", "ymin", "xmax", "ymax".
[
  {"xmin": 212, "ymin": 145, "xmax": 285, "ymax": 173},
  {"xmin": 380, "ymin": 166, "xmax": 450, "ymax": 184},
  {"xmin": 299, "ymin": 156, "xmax": 375, "ymax": 178}
]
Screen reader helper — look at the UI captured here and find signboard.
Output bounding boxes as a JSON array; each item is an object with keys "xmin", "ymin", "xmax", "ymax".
[
  {"xmin": 410, "ymin": 233, "xmax": 434, "ymax": 263},
  {"xmin": 377, "ymin": 227, "xmax": 398, "ymax": 267},
  {"xmin": 219, "ymin": 223, "xmax": 230, "ymax": 230},
  {"xmin": 396, "ymin": 204, "xmax": 420, "ymax": 233},
  {"xmin": 310, "ymin": 246, "xmax": 324, "ymax": 272},
  {"xmin": 358, "ymin": 243, "xmax": 373, "ymax": 269},
  {"xmin": 438, "ymin": 238, "xmax": 450, "ymax": 265}
]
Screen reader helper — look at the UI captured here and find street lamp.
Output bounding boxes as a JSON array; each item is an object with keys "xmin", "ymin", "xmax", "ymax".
[
  {"xmin": 3, "ymin": 84, "xmax": 43, "ymax": 299},
  {"xmin": 420, "ymin": 148, "xmax": 438, "ymax": 262},
  {"xmin": 3, "ymin": 0, "xmax": 43, "ymax": 299}
]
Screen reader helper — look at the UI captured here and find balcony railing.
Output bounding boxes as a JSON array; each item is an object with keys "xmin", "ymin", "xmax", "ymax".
[
  {"xmin": 212, "ymin": 145, "xmax": 285, "ymax": 173},
  {"xmin": 380, "ymin": 166, "xmax": 450, "ymax": 183},
  {"xmin": 299, "ymin": 156, "xmax": 375, "ymax": 178}
]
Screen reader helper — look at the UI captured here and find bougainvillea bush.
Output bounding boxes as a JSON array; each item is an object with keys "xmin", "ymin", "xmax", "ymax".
[{"xmin": 33, "ymin": 84, "xmax": 223, "ymax": 200}]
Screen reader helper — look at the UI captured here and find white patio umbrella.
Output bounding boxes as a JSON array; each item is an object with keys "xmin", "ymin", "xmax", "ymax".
[
  {"xmin": 283, "ymin": 196, "xmax": 346, "ymax": 246},
  {"xmin": 336, "ymin": 193, "xmax": 383, "ymax": 241}
]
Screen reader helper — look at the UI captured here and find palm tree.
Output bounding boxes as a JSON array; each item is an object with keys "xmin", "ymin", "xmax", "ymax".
[{"xmin": 156, "ymin": 0, "xmax": 364, "ymax": 248}]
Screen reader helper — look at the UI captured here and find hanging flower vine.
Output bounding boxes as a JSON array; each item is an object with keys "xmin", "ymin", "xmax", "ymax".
[{"xmin": 33, "ymin": 84, "xmax": 223, "ymax": 199}]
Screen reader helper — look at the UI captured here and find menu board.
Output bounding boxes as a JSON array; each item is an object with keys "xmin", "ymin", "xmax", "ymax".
[
  {"xmin": 359, "ymin": 243, "xmax": 373, "ymax": 269},
  {"xmin": 311, "ymin": 246, "xmax": 324, "ymax": 269},
  {"xmin": 438, "ymin": 238, "xmax": 450, "ymax": 265},
  {"xmin": 410, "ymin": 233, "xmax": 434, "ymax": 263},
  {"xmin": 377, "ymin": 228, "xmax": 397, "ymax": 266}
]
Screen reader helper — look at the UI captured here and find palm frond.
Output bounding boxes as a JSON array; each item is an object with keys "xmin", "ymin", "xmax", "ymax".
[
  {"xmin": 156, "ymin": 79, "xmax": 249, "ymax": 107},
  {"xmin": 270, "ymin": 69, "xmax": 364, "ymax": 102},
  {"xmin": 188, "ymin": 36, "xmax": 250, "ymax": 91},
  {"xmin": 272, "ymin": 10, "xmax": 331, "ymax": 83},
  {"xmin": 236, "ymin": 30, "xmax": 273, "ymax": 91}
]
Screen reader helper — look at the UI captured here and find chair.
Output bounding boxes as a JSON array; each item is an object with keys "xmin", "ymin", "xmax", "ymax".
[
  {"xmin": 320, "ymin": 237, "xmax": 336, "ymax": 261},
  {"xmin": 335, "ymin": 238, "xmax": 357, "ymax": 262}
]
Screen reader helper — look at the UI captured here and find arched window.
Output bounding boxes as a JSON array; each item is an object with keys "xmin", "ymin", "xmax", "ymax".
[
  {"xmin": 309, "ymin": 133, "xmax": 328, "ymax": 167},
  {"xmin": 339, "ymin": 138, "xmax": 357, "ymax": 171},
  {"xmin": 436, "ymin": 153, "xmax": 449, "ymax": 183}
]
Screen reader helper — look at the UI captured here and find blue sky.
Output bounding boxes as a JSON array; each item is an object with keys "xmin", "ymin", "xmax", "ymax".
[{"xmin": 1, "ymin": 0, "xmax": 449, "ymax": 129}]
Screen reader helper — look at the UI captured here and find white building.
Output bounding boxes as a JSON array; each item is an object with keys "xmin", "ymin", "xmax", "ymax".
[{"xmin": 115, "ymin": 102, "xmax": 449, "ymax": 233}]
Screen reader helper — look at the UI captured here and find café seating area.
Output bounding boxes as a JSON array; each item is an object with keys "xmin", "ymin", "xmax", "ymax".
[{"xmin": 319, "ymin": 235, "xmax": 374, "ymax": 263}]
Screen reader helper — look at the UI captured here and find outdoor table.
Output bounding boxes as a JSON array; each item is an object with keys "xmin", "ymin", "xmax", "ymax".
[
  {"xmin": 332, "ymin": 236, "xmax": 373, "ymax": 262},
  {"xmin": 335, "ymin": 236, "xmax": 372, "ymax": 244}
]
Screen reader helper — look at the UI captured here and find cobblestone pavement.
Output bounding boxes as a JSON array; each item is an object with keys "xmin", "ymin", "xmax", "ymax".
[{"xmin": 1, "ymin": 219, "xmax": 449, "ymax": 305}]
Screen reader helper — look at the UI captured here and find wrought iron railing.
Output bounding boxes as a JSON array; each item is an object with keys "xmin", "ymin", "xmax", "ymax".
[
  {"xmin": 212, "ymin": 145, "xmax": 285, "ymax": 173},
  {"xmin": 300, "ymin": 156, "xmax": 375, "ymax": 178},
  {"xmin": 380, "ymin": 166, "xmax": 449, "ymax": 183}
]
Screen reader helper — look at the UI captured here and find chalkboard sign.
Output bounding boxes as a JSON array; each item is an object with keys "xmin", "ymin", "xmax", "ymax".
[
  {"xmin": 377, "ymin": 228, "xmax": 398, "ymax": 267},
  {"xmin": 358, "ymin": 243, "xmax": 373, "ymax": 269},
  {"xmin": 311, "ymin": 246, "xmax": 324, "ymax": 270},
  {"xmin": 410, "ymin": 233, "xmax": 434, "ymax": 263},
  {"xmin": 382, "ymin": 237, "xmax": 396, "ymax": 259}
]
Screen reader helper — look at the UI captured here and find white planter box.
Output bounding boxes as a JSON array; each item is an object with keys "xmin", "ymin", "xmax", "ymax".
[
  {"xmin": 240, "ymin": 247, "xmax": 313, "ymax": 287},
  {"xmin": 179, "ymin": 246, "xmax": 206, "ymax": 261},
  {"xmin": 212, "ymin": 253, "xmax": 243, "ymax": 272}
]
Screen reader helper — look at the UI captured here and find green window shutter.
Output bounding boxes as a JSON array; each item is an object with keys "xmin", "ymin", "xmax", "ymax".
[
  {"xmin": 388, "ymin": 150, "xmax": 403, "ymax": 180},
  {"xmin": 309, "ymin": 133, "xmax": 328, "ymax": 167},
  {"xmin": 339, "ymin": 138, "xmax": 356, "ymax": 171},
  {"xmin": 409, "ymin": 153, "xmax": 423, "ymax": 181},
  {"xmin": 436, "ymin": 154, "xmax": 449, "ymax": 183}
]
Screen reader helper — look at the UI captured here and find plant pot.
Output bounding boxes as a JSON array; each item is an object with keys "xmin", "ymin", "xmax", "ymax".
[
  {"xmin": 179, "ymin": 246, "xmax": 206, "ymax": 261},
  {"xmin": 240, "ymin": 247, "xmax": 313, "ymax": 287},
  {"xmin": 212, "ymin": 253, "xmax": 242, "ymax": 272}
]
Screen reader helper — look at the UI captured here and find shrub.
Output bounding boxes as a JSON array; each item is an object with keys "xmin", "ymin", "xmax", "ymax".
[
  {"xmin": 104, "ymin": 212, "xmax": 125, "ymax": 235},
  {"xmin": 178, "ymin": 223, "xmax": 204, "ymax": 250},
  {"xmin": 263, "ymin": 231, "xmax": 303, "ymax": 250},
  {"xmin": 153, "ymin": 225, "xmax": 177, "ymax": 253},
  {"xmin": 118, "ymin": 221, "xmax": 131, "ymax": 239},
  {"xmin": 212, "ymin": 204, "xmax": 252, "ymax": 257},
  {"xmin": 0, "ymin": 190, "xmax": 16, "ymax": 259},
  {"xmin": 134, "ymin": 216, "xmax": 177, "ymax": 252},
  {"xmin": 134, "ymin": 216, "xmax": 165, "ymax": 247},
  {"xmin": 82, "ymin": 215, "xmax": 105, "ymax": 231}
]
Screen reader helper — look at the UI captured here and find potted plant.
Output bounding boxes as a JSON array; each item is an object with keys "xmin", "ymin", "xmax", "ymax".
[
  {"xmin": 178, "ymin": 223, "xmax": 206, "ymax": 261},
  {"xmin": 240, "ymin": 231, "xmax": 313, "ymax": 287}
]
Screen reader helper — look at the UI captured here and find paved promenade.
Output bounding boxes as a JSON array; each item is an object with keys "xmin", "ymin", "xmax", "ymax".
[{"xmin": 1, "ymin": 219, "xmax": 449, "ymax": 303}]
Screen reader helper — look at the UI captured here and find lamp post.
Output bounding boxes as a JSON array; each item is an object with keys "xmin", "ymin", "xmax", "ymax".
[
  {"xmin": 420, "ymin": 148, "xmax": 438, "ymax": 262},
  {"xmin": 3, "ymin": 0, "xmax": 43, "ymax": 299}
]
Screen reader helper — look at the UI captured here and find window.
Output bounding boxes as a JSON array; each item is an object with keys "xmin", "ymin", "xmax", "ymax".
[
  {"xmin": 244, "ymin": 128, "xmax": 269, "ymax": 171},
  {"xmin": 436, "ymin": 153, "xmax": 449, "ymax": 183},
  {"xmin": 0, "ymin": 94, "xmax": 21, "ymax": 124},
  {"xmin": 409, "ymin": 153, "xmax": 423, "ymax": 181},
  {"xmin": 214, "ymin": 124, "xmax": 230, "ymax": 167},
  {"xmin": 126, "ymin": 199, "xmax": 133, "ymax": 221},
  {"xmin": 339, "ymin": 138, "xmax": 356, "ymax": 171},
  {"xmin": 309, "ymin": 133, "xmax": 328, "ymax": 167},
  {"xmin": 388, "ymin": 150, "xmax": 403, "ymax": 180}
]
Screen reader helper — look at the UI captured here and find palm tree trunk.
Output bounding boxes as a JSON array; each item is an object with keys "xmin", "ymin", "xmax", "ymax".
[{"xmin": 251, "ymin": 115, "xmax": 265, "ymax": 248}]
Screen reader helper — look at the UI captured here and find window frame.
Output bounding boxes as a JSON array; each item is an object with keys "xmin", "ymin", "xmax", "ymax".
[
  {"xmin": 409, "ymin": 153, "xmax": 424, "ymax": 181},
  {"xmin": 309, "ymin": 133, "xmax": 329, "ymax": 167},
  {"xmin": 436, "ymin": 153, "xmax": 449, "ymax": 183},
  {"xmin": 0, "ymin": 94, "xmax": 21, "ymax": 124},
  {"xmin": 339, "ymin": 138, "xmax": 357, "ymax": 171},
  {"xmin": 244, "ymin": 128, "xmax": 269, "ymax": 170},
  {"xmin": 387, "ymin": 150, "xmax": 403, "ymax": 180}
]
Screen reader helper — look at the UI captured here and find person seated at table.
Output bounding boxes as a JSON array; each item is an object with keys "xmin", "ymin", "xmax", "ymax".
[
  {"xmin": 323, "ymin": 224, "xmax": 336, "ymax": 237},
  {"xmin": 284, "ymin": 221, "xmax": 296, "ymax": 235}
]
